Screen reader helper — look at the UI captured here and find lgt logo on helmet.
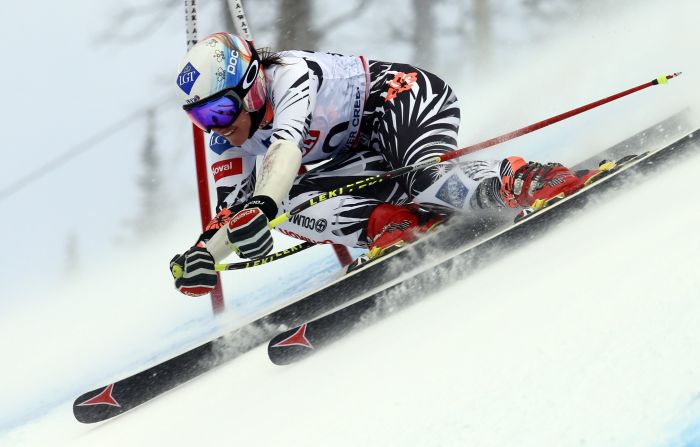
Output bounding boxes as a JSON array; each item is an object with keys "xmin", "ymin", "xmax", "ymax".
[{"xmin": 177, "ymin": 63, "xmax": 201, "ymax": 95}]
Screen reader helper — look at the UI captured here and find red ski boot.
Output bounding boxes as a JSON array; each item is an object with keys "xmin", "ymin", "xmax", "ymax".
[
  {"xmin": 346, "ymin": 204, "xmax": 444, "ymax": 273},
  {"xmin": 499, "ymin": 156, "xmax": 613, "ymax": 210}
]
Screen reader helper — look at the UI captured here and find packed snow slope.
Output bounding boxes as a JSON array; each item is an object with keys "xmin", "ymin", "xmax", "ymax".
[{"xmin": 7, "ymin": 141, "xmax": 700, "ymax": 446}]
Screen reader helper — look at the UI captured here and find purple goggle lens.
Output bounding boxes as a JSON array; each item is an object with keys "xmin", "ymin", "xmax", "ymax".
[{"xmin": 184, "ymin": 93, "xmax": 242, "ymax": 133}]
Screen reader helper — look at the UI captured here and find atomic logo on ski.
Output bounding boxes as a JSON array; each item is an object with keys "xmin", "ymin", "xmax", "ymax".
[
  {"xmin": 76, "ymin": 384, "xmax": 121, "ymax": 407},
  {"xmin": 272, "ymin": 324, "xmax": 314, "ymax": 349}
]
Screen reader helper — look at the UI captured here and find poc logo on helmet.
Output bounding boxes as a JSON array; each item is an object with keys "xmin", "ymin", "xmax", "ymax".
[{"xmin": 227, "ymin": 50, "xmax": 240, "ymax": 75}]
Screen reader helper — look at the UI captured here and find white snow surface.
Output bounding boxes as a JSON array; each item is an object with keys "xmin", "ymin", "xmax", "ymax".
[{"xmin": 5, "ymin": 144, "xmax": 700, "ymax": 446}]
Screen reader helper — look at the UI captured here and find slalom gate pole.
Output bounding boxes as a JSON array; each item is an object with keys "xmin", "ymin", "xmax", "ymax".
[
  {"xmin": 228, "ymin": 0, "xmax": 354, "ymax": 268},
  {"xmin": 215, "ymin": 72, "xmax": 681, "ymax": 271},
  {"xmin": 202, "ymin": 0, "xmax": 312, "ymax": 274},
  {"xmin": 228, "ymin": 0, "xmax": 254, "ymax": 41},
  {"xmin": 185, "ymin": 0, "xmax": 226, "ymax": 314}
]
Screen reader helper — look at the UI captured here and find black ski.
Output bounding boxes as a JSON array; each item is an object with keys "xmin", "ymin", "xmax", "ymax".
[
  {"xmin": 73, "ymin": 326, "xmax": 265, "ymax": 423},
  {"xmin": 268, "ymin": 297, "xmax": 379, "ymax": 365},
  {"xmin": 73, "ymin": 112, "xmax": 694, "ymax": 423},
  {"xmin": 268, "ymin": 126, "xmax": 700, "ymax": 365}
]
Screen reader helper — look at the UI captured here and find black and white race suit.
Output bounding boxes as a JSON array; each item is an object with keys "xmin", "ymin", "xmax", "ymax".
[{"xmin": 208, "ymin": 52, "xmax": 504, "ymax": 247}]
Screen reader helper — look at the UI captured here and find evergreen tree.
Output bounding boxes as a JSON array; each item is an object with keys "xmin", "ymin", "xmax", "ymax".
[
  {"xmin": 64, "ymin": 231, "xmax": 79, "ymax": 277},
  {"xmin": 131, "ymin": 108, "xmax": 169, "ymax": 238}
]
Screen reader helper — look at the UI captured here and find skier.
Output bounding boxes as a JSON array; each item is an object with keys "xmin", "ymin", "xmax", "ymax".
[{"xmin": 170, "ymin": 32, "xmax": 604, "ymax": 296}]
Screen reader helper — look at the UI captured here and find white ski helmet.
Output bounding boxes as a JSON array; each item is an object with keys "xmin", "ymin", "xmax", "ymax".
[{"xmin": 175, "ymin": 33, "xmax": 267, "ymax": 113}]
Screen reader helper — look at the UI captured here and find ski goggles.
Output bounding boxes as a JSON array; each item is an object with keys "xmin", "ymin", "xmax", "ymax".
[{"xmin": 182, "ymin": 89, "xmax": 244, "ymax": 133}]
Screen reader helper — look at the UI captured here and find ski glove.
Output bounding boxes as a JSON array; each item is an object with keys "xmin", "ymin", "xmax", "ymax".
[
  {"xmin": 227, "ymin": 195, "xmax": 277, "ymax": 259},
  {"xmin": 170, "ymin": 246, "xmax": 218, "ymax": 297}
]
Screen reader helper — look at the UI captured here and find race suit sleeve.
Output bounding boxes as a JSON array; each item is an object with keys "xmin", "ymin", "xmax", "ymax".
[{"xmin": 248, "ymin": 57, "xmax": 318, "ymax": 210}]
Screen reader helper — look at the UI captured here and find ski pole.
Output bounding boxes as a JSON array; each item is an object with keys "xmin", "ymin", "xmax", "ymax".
[
  {"xmin": 211, "ymin": 72, "xmax": 681, "ymax": 270},
  {"xmin": 215, "ymin": 241, "xmax": 314, "ymax": 271},
  {"xmin": 268, "ymin": 72, "xmax": 681, "ymax": 228},
  {"xmin": 440, "ymin": 72, "xmax": 682, "ymax": 161}
]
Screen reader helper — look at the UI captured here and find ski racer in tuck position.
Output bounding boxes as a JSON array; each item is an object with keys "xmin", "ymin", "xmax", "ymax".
[{"xmin": 170, "ymin": 32, "xmax": 604, "ymax": 296}]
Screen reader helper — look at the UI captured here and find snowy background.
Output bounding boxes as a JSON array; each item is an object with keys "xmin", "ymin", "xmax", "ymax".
[{"xmin": 1, "ymin": 0, "xmax": 699, "ymax": 445}]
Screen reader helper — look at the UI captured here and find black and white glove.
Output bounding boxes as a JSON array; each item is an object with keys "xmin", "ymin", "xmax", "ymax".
[
  {"xmin": 227, "ymin": 195, "xmax": 277, "ymax": 259},
  {"xmin": 170, "ymin": 246, "xmax": 218, "ymax": 297}
]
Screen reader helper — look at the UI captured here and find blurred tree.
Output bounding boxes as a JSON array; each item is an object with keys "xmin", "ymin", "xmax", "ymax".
[
  {"xmin": 520, "ymin": 0, "xmax": 586, "ymax": 35},
  {"xmin": 521, "ymin": 0, "xmax": 574, "ymax": 21},
  {"xmin": 472, "ymin": 0, "xmax": 492, "ymax": 68},
  {"xmin": 275, "ymin": 0, "xmax": 317, "ymax": 50},
  {"xmin": 412, "ymin": 0, "xmax": 437, "ymax": 68},
  {"xmin": 382, "ymin": 0, "xmax": 437, "ymax": 68},
  {"xmin": 447, "ymin": 0, "xmax": 493, "ymax": 73},
  {"xmin": 97, "ymin": 0, "xmax": 182, "ymax": 43},
  {"xmin": 130, "ymin": 109, "xmax": 169, "ymax": 238},
  {"xmin": 272, "ymin": 0, "xmax": 371, "ymax": 51},
  {"xmin": 64, "ymin": 231, "xmax": 80, "ymax": 277},
  {"xmin": 98, "ymin": 0, "xmax": 239, "ymax": 43},
  {"xmin": 96, "ymin": 0, "xmax": 368, "ymax": 52},
  {"xmin": 384, "ymin": 0, "xmax": 493, "ymax": 71},
  {"xmin": 218, "ymin": 0, "xmax": 238, "ymax": 33}
]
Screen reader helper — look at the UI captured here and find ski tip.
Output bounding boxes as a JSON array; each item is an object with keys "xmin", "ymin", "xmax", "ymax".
[
  {"xmin": 72, "ymin": 383, "xmax": 127, "ymax": 423},
  {"xmin": 268, "ymin": 324, "xmax": 316, "ymax": 365}
]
